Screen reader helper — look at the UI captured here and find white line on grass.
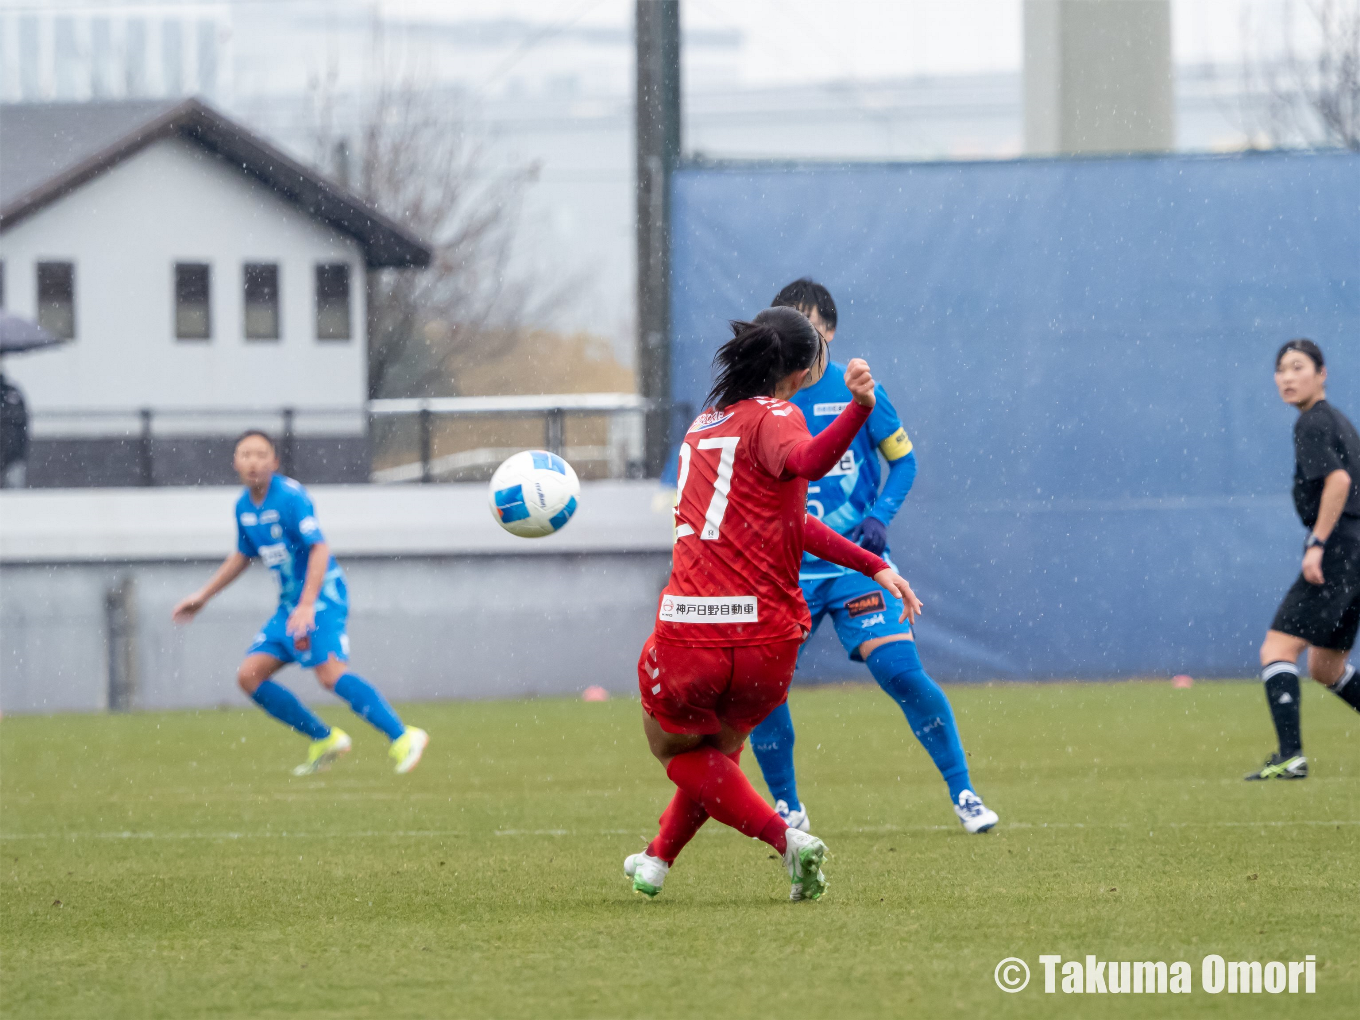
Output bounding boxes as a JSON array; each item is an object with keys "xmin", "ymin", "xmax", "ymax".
[
  {"xmin": 0, "ymin": 829, "xmax": 469, "ymax": 841},
  {"xmin": 2, "ymin": 820, "xmax": 1357, "ymax": 841}
]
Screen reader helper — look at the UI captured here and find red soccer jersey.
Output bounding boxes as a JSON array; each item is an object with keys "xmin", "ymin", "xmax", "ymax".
[{"xmin": 655, "ymin": 396, "xmax": 815, "ymax": 646}]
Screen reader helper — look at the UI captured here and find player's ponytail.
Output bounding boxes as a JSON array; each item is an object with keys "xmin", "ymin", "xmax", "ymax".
[{"xmin": 706, "ymin": 306, "xmax": 824, "ymax": 411}]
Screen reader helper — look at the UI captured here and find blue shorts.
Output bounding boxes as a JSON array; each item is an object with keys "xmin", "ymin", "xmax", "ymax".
[
  {"xmin": 246, "ymin": 604, "xmax": 350, "ymax": 669},
  {"xmin": 801, "ymin": 569, "xmax": 912, "ymax": 662}
]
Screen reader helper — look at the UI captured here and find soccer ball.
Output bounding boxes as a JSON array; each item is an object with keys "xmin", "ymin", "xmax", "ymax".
[{"xmin": 488, "ymin": 450, "xmax": 581, "ymax": 538}]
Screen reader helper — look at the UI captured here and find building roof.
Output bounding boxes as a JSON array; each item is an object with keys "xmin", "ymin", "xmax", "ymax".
[{"xmin": 0, "ymin": 98, "xmax": 431, "ymax": 269}]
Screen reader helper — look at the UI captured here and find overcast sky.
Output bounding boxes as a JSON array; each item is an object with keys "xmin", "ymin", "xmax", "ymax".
[
  {"xmin": 380, "ymin": 0, "xmax": 1309, "ymax": 82},
  {"xmin": 0, "ymin": 1, "xmax": 1320, "ymax": 87}
]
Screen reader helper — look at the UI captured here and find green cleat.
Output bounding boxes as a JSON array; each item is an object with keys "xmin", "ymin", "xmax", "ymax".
[
  {"xmin": 624, "ymin": 852, "xmax": 669, "ymax": 898},
  {"xmin": 783, "ymin": 829, "xmax": 829, "ymax": 902},
  {"xmin": 292, "ymin": 729, "xmax": 351, "ymax": 776},
  {"xmin": 389, "ymin": 727, "xmax": 430, "ymax": 774},
  {"xmin": 1244, "ymin": 753, "xmax": 1308, "ymax": 781}
]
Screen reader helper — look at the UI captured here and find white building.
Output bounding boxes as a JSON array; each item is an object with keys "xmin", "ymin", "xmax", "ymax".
[{"xmin": 0, "ymin": 98, "xmax": 429, "ymax": 486}]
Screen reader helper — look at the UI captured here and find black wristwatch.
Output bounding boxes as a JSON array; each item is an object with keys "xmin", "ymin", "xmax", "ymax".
[{"xmin": 1305, "ymin": 533, "xmax": 1327, "ymax": 552}]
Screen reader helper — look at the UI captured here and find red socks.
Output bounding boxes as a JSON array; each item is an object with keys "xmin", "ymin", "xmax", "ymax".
[
  {"xmin": 758, "ymin": 813, "xmax": 790, "ymax": 855},
  {"xmin": 646, "ymin": 789, "xmax": 708, "ymax": 863},
  {"xmin": 647, "ymin": 747, "xmax": 746, "ymax": 862},
  {"xmin": 662, "ymin": 745, "xmax": 788, "ymax": 856}
]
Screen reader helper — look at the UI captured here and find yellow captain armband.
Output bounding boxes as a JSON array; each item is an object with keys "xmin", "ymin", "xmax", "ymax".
[{"xmin": 878, "ymin": 428, "xmax": 914, "ymax": 461}]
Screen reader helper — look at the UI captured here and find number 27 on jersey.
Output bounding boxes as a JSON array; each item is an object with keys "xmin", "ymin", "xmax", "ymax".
[{"xmin": 674, "ymin": 437, "xmax": 739, "ymax": 541}]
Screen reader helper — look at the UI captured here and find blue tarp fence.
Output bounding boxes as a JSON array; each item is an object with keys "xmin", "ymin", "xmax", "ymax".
[{"xmin": 670, "ymin": 150, "xmax": 1360, "ymax": 681}]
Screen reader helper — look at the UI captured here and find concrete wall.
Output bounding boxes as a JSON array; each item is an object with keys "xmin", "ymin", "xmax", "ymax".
[
  {"xmin": 0, "ymin": 552, "xmax": 672, "ymax": 714},
  {"xmin": 0, "ymin": 135, "xmax": 367, "ymax": 432},
  {"xmin": 0, "ymin": 481, "xmax": 677, "ymax": 714},
  {"xmin": 1024, "ymin": 0, "xmax": 1174, "ymax": 155}
]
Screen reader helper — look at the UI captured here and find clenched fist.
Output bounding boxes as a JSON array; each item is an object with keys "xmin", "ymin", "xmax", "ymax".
[{"xmin": 845, "ymin": 359, "xmax": 876, "ymax": 408}]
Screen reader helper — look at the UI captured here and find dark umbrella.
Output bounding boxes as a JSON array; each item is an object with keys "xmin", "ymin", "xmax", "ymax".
[{"xmin": 0, "ymin": 312, "xmax": 67, "ymax": 354}]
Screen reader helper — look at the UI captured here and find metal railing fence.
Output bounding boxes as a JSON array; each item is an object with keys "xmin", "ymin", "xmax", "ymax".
[
  {"xmin": 25, "ymin": 406, "xmax": 363, "ymax": 484},
  {"xmin": 368, "ymin": 393, "xmax": 649, "ymax": 483},
  {"xmin": 13, "ymin": 394, "xmax": 655, "ymax": 487}
]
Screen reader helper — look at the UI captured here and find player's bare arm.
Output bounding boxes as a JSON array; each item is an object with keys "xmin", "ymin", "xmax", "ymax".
[
  {"xmin": 286, "ymin": 541, "xmax": 333, "ymax": 647},
  {"xmin": 1302, "ymin": 468, "xmax": 1351, "ymax": 585},
  {"xmin": 172, "ymin": 552, "xmax": 250, "ymax": 623}
]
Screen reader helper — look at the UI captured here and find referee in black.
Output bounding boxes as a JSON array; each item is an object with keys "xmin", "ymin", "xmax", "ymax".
[{"xmin": 1250, "ymin": 339, "xmax": 1360, "ymax": 780}]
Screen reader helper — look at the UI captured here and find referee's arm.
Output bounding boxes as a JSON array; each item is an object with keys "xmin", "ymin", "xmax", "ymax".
[{"xmin": 1304, "ymin": 468, "xmax": 1352, "ymax": 584}]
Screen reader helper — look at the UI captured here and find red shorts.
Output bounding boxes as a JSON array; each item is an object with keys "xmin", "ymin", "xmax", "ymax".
[{"xmin": 637, "ymin": 634, "xmax": 801, "ymax": 735}]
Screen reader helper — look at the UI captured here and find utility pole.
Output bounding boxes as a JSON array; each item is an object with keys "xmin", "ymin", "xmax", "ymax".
[{"xmin": 635, "ymin": 0, "xmax": 680, "ymax": 477}]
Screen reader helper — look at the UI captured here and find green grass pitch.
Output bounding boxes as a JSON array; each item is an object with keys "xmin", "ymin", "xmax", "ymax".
[{"xmin": 2, "ymin": 680, "xmax": 1357, "ymax": 1019}]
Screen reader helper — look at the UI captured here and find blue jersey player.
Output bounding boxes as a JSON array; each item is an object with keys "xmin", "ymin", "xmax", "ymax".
[
  {"xmin": 172, "ymin": 430, "xmax": 428, "ymax": 775},
  {"xmin": 748, "ymin": 279, "xmax": 999, "ymax": 833}
]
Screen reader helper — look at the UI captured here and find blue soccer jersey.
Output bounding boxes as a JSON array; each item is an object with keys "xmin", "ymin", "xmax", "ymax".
[
  {"xmin": 235, "ymin": 475, "xmax": 347, "ymax": 612},
  {"xmin": 791, "ymin": 362, "xmax": 914, "ymax": 579}
]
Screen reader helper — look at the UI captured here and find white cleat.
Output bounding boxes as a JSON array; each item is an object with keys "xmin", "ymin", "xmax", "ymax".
[
  {"xmin": 782, "ymin": 828, "xmax": 829, "ymax": 901},
  {"xmin": 953, "ymin": 789, "xmax": 999, "ymax": 834},
  {"xmin": 624, "ymin": 851, "xmax": 669, "ymax": 898},
  {"xmin": 775, "ymin": 798, "xmax": 812, "ymax": 833}
]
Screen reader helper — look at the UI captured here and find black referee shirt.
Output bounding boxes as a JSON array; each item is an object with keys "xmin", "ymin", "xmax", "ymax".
[{"xmin": 1293, "ymin": 399, "xmax": 1360, "ymax": 536}]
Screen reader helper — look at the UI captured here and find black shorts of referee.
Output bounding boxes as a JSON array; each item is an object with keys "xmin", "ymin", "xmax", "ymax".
[{"xmin": 1271, "ymin": 526, "xmax": 1360, "ymax": 650}]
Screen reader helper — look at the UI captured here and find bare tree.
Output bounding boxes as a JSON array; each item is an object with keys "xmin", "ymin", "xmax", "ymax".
[
  {"xmin": 1241, "ymin": 0, "xmax": 1360, "ymax": 150},
  {"xmin": 311, "ymin": 69, "xmax": 556, "ymax": 399}
]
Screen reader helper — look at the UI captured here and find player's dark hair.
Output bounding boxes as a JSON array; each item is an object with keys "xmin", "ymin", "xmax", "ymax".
[
  {"xmin": 1276, "ymin": 338, "xmax": 1324, "ymax": 371},
  {"xmin": 772, "ymin": 277, "xmax": 837, "ymax": 330},
  {"xmin": 706, "ymin": 306, "xmax": 824, "ymax": 411},
  {"xmin": 235, "ymin": 429, "xmax": 276, "ymax": 452}
]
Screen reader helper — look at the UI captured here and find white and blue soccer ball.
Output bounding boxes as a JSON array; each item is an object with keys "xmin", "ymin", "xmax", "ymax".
[{"xmin": 488, "ymin": 450, "xmax": 581, "ymax": 538}]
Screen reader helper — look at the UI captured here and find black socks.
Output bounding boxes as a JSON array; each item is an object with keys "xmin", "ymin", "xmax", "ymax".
[
  {"xmin": 1262, "ymin": 658, "xmax": 1359, "ymax": 756},
  {"xmin": 1329, "ymin": 663, "xmax": 1360, "ymax": 714},
  {"xmin": 1261, "ymin": 661, "xmax": 1303, "ymax": 758}
]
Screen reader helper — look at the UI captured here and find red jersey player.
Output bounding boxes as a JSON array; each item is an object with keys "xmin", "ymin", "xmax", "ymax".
[{"xmin": 626, "ymin": 306, "xmax": 922, "ymax": 902}]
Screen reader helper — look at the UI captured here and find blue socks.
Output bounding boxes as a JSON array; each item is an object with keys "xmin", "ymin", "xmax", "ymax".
[
  {"xmin": 334, "ymin": 673, "xmax": 406, "ymax": 741},
  {"xmin": 749, "ymin": 701, "xmax": 802, "ymax": 811},
  {"xmin": 745, "ymin": 641, "xmax": 976, "ymax": 808},
  {"xmin": 251, "ymin": 680, "xmax": 331, "ymax": 740},
  {"xmin": 250, "ymin": 674, "xmax": 405, "ymax": 743},
  {"xmin": 866, "ymin": 640, "xmax": 973, "ymax": 802}
]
